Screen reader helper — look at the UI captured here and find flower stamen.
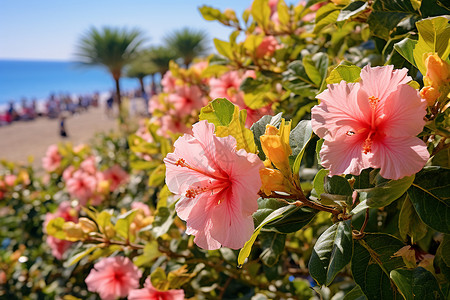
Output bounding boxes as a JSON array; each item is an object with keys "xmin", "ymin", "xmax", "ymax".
[{"xmin": 368, "ymin": 96, "xmax": 380, "ymax": 110}]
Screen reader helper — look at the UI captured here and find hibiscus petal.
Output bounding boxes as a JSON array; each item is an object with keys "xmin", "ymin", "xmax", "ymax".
[
  {"xmin": 320, "ymin": 135, "xmax": 371, "ymax": 176},
  {"xmin": 371, "ymin": 136, "xmax": 430, "ymax": 180},
  {"xmin": 360, "ymin": 65, "xmax": 411, "ymax": 102},
  {"xmin": 209, "ymin": 196, "xmax": 255, "ymax": 250},
  {"xmin": 379, "ymin": 85, "xmax": 427, "ymax": 137},
  {"xmin": 312, "ymin": 81, "xmax": 367, "ymax": 140}
]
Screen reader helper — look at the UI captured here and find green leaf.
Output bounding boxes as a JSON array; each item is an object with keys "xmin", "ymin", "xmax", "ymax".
[
  {"xmin": 290, "ymin": 120, "xmax": 313, "ymax": 182},
  {"xmin": 148, "ymin": 164, "xmax": 166, "ymax": 187},
  {"xmin": 259, "ymin": 232, "xmax": 286, "ymax": 267},
  {"xmin": 250, "ymin": 113, "xmax": 283, "ymax": 160},
  {"xmin": 134, "ymin": 241, "xmax": 162, "ymax": 267},
  {"xmin": 199, "ymin": 5, "xmax": 226, "ymax": 22},
  {"xmin": 337, "ymin": 1, "xmax": 369, "ymax": 22},
  {"xmin": 213, "ymin": 38, "xmax": 233, "ymax": 59},
  {"xmin": 200, "ymin": 98, "xmax": 235, "ymax": 126},
  {"xmin": 367, "ymin": 0, "xmax": 420, "ymax": 40},
  {"xmin": 390, "ymin": 267, "xmax": 444, "ymax": 300},
  {"xmin": 97, "ymin": 210, "xmax": 113, "ymax": 233},
  {"xmin": 149, "ymin": 206, "xmax": 176, "ymax": 238},
  {"xmin": 312, "ymin": 169, "xmax": 329, "ymax": 198},
  {"xmin": 352, "ymin": 234, "xmax": 406, "ymax": 300},
  {"xmin": 309, "ymin": 220, "xmax": 353, "ymax": 286},
  {"xmin": 407, "ymin": 167, "xmax": 450, "ymax": 233},
  {"xmin": 150, "ymin": 267, "xmax": 168, "ymax": 290},
  {"xmin": 277, "ymin": 0, "xmax": 290, "ymax": 26},
  {"xmin": 314, "ymin": 3, "xmax": 340, "ymax": 34},
  {"xmin": 114, "ymin": 210, "xmax": 137, "ymax": 240},
  {"xmin": 200, "ymin": 98, "xmax": 257, "ymax": 153},
  {"xmin": 419, "ymin": 0, "xmax": 450, "ymax": 18},
  {"xmin": 65, "ymin": 245, "xmax": 100, "ymax": 267},
  {"xmin": 394, "ymin": 38, "xmax": 418, "ymax": 67},
  {"xmin": 352, "ymin": 174, "xmax": 415, "ymax": 214},
  {"xmin": 413, "ymin": 16, "xmax": 450, "ymax": 75},
  {"xmin": 326, "ymin": 64, "xmax": 361, "ymax": 84},
  {"xmin": 398, "ymin": 195, "xmax": 428, "ymax": 242},
  {"xmin": 251, "ymin": 0, "xmax": 271, "ymax": 30},
  {"xmin": 238, "ymin": 203, "xmax": 292, "ymax": 266},
  {"xmin": 303, "ymin": 55, "xmax": 321, "ymax": 87},
  {"xmin": 263, "ymin": 205, "xmax": 316, "ymax": 234},
  {"xmin": 46, "ymin": 217, "xmax": 67, "ymax": 240},
  {"xmin": 343, "ymin": 285, "xmax": 367, "ymax": 300}
]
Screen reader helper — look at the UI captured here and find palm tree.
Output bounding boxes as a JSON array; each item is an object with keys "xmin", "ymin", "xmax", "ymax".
[
  {"xmin": 146, "ymin": 46, "xmax": 177, "ymax": 76},
  {"xmin": 164, "ymin": 27, "xmax": 208, "ymax": 67},
  {"xmin": 125, "ymin": 54, "xmax": 157, "ymax": 93},
  {"xmin": 76, "ymin": 26, "xmax": 145, "ymax": 119}
]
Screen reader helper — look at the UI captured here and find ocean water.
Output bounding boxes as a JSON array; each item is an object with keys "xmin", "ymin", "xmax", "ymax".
[{"xmin": 0, "ymin": 59, "xmax": 147, "ymax": 108}]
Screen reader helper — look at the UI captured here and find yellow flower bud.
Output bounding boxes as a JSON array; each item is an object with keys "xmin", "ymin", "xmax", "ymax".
[
  {"xmin": 97, "ymin": 180, "xmax": 110, "ymax": 194},
  {"xmin": 104, "ymin": 225, "xmax": 116, "ymax": 239},
  {"xmin": 260, "ymin": 168, "xmax": 293, "ymax": 196},
  {"xmin": 78, "ymin": 217, "xmax": 97, "ymax": 234},
  {"xmin": 260, "ymin": 119, "xmax": 292, "ymax": 175},
  {"xmin": 420, "ymin": 86, "xmax": 441, "ymax": 106},
  {"xmin": 423, "ymin": 52, "xmax": 450, "ymax": 87},
  {"xmin": 63, "ymin": 222, "xmax": 85, "ymax": 241}
]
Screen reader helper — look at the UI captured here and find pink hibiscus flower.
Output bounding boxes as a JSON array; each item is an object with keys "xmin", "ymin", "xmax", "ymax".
[
  {"xmin": 311, "ymin": 65, "xmax": 429, "ymax": 180},
  {"xmin": 255, "ymin": 36, "xmax": 280, "ymax": 59},
  {"xmin": 161, "ymin": 71, "xmax": 177, "ymax": 93},
  {"xmin": 101, "ymin": 165, "xmax": 129, "ymax": 191},
  {"xmin": 85, "ymin": 256, "xmax": 142, "ymax": 300},
  {"xmin": 65, "ymin": 170, "xmax": 97, "ymax": 205},
  {"xmin": 164, "ymin": 120, "xmax": 264, "ymax": 250},
  {"xmin": 42, "ymin": 144, "xmax": 62, "ymax": 172},
  {"xmin": 168, "ymin": 85, "xmax": 206, "ymax": 115},
  {"xmin": 128, "ymin": 278, "xmax": 185, "ymax": 300}
]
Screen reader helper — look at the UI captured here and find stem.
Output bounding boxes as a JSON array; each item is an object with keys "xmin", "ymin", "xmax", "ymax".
[
  {"xmin": 218, "ymin": 277, "xmax": 232, "ymax": 300},
  {"xmin": 431, "ymin": 137, "xmax": 449, "ymax": 156},
  {"xmin": 85, "ymin": 236, "xmax": 145, "ymax": 250},
  {"xmin": 353, "ymin": 208, "xmax": 369, "ymax": 239},
  {"xmin": 259, "ymin": 191, "xmax": 342, "ymax": 216}
]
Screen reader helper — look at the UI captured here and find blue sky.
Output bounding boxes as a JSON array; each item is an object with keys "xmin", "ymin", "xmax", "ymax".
[{"xmin": 0, "ymin": 0, "xmax": 254, "ymax": 61}]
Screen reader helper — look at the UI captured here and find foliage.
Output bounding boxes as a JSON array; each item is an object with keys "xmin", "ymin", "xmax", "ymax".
[{"xmin": 2, "ymin": 1, "xmax": 450, "ymax": 299}]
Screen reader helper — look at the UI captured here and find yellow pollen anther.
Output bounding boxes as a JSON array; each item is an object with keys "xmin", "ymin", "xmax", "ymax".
[
  {"xmin": 363, "ymin": 137, "xmax": 372, "ymax": 154},
  {"xmin": 185, "ymin": 186, "xmax": 207, "ymax": 198},
  {"xmin": 368, "ymin": 96, "xmax": 380, "ymax": 109}
]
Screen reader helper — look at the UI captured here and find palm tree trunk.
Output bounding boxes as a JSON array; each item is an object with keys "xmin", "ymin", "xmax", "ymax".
[
  {"xmin": 114, "ymin": 77, "xmax": 123, "ymax": 124},
  {"xmin": 138, "ymin": 77, "xmax": 145, "ymax": 93}
]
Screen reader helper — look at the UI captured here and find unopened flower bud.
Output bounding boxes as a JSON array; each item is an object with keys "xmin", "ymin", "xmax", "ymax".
[
  {"xmin": 79, "ymin": 217, "xmax": 97, "ymax": 233},
  {"xmin": 104, "ymin": 225, "xmax": 116, "ymax": 239},
  {"xmin": 420, "ymin": 86, "xmax": 441, "ymax": 106},
  {"xmin": 260, "ymin": 168, "xmax": 292, "ymax": 196},
  {"xmin": 97, "ymin": 180, "xmax": 110, "ymax": 195},
  {"xmin": 423, "ymin": 52, "xmax": 450, "ymax": 87},
  {"xmin": 63, "ymin": 222, "xmax": 85, "ymax": 241},
  {"xmin": 260, "ymin": 120, "xmax": 292, "ymax": 175}
]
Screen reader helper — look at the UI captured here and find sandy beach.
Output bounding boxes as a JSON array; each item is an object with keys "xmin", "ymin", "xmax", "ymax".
[{"xmin": 0, "ymin": 106, "xmax": 118, "ymax": 170}]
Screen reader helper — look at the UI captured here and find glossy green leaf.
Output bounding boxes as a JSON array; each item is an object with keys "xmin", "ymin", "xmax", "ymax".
[
  {"xmin": 413, "ymin": 16, "xmax": 450, "ymax": 75},
  {"xmin": 394, "ymin": 38, "xmax": 418, "ymax": 67},
  {"xmin": 238, "ymin": 203, "xmax": 292, "ymax": 266},
  {"xmin": 398, "ymin": 195, "xmax": 428, "ymax": 242},
  {"xmin": 312, "ymin": 169, "xmax": 329, "ymax": 199},
  {"xmin": 343, "ymin": 285, "xmax": 367, "ymax": 300},
  {"xmin": 352, "ymin": 234, "xmax": 406, "ymax": 300},
  {"xmin": 309, "ymin": 220, "xmax": 353, "ymax": 286},
  {"xmin": 352, "ymin": 174, "xmax": 415, "ymax": 214},
  {"xmin": 390, "ymin": 267, "xmax": 444, "ymax": 300},
  {"xmin": 408, "ymin": 167, "xmax": 450, "ymax": 233},
  {"xmin": 326, "ymin": 64, "xmax": 361, "ymax": 84},
  {"xmin": 367, "ymin": 0, "xmax": 420, "ymax": 40},
  {"xmin": 259, "ymin": 232, "xmax": 286, "ymax": 267},
  {"xmin": 263, "ymin": 205, "xmax": 316, "ymax": 234},
  {"xmin": 314, "ymin": 3, "xmax": 340, "ymax": 34},
  {"xmin": 290, "ymin": 120, "xmax": 313, "ymax": 182},
  {"xmin": 337, "ymin": 1, "xmax": 369, "ymax": 22},
  {"xmin": 200, "ymin": 98, "xmax": 235, "ymax": 126}
]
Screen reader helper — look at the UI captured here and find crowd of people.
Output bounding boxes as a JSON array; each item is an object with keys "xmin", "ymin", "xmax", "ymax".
[{"xmin": 0, "ymin": 92, "xmax": 102, "ymax": 125}]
